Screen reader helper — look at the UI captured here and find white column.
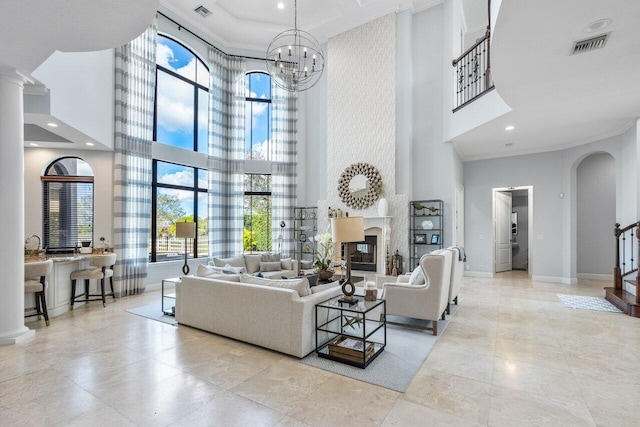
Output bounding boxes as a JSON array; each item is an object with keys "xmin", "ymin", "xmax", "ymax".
[{"xmin": 0, "ymin": 67, "xmax": 33, "ymax": 344}]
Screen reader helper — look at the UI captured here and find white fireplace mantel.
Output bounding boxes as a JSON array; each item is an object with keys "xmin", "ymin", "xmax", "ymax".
[{"xmin": 363, "ymin": 216, "xmax": 392, "ymax": 275}]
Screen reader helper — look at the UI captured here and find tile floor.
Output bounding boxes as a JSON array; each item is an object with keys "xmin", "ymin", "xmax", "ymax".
[{"xmin": 2, "ymin": 272, "xmax": 637, "ymax": 426}]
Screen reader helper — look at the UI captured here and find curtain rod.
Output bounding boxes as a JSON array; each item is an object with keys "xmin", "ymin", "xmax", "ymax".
[{"xmin": 157, "ymin": 11, "xmax": 268, "ymax": 62}]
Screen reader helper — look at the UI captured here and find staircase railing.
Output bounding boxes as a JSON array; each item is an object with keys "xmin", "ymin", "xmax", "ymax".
[
  {"xmin": 452, "ymin": 29, "xmax": 494, "ymax": 112},
  {"xmin": 614, "ymin": 221, "xmax": 640, "ymax": 304}
]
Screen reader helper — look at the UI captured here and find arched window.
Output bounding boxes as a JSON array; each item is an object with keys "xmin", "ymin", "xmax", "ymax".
[
  {"xmin": 155, "ymin": 35, "xmax": 209, "ymax": 152},
  {"xmin": 42, "ymin": 157, "xmax": 94, "ymax": 252}
]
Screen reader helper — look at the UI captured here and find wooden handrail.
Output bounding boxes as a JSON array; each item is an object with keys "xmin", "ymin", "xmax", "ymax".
[{"xmin": 452, "ymin": 31, "xmax": 489, "ymax": 67}]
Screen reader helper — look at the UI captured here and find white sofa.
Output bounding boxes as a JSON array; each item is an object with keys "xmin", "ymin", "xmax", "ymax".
[
  {"xmin": 175, "ymin": 274, "xmax": 342, "ymax": 358},
  {"xmin": 210, "ymin": 254, "xmax": 299, "ymax": 278}
]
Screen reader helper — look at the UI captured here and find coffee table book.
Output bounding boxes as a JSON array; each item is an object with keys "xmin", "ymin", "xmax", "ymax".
[{"xmin": 328, "ymin": 336, "xmax": 374, "ymax": 363}]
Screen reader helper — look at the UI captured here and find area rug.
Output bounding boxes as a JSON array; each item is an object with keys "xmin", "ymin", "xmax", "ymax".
[
  {"xmin": 557, "ymin": 294, "xmax": 622, "ymax": 313},
  {"xmin": 301, "ymin": 306, "xmax": 456, "ymax": 392},
  {"xmin": 127, "ymin": 303, "xmax": 178, "ymax": 325}
]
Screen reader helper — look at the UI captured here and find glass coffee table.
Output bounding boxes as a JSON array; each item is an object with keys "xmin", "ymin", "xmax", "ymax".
[{"xmin": 315, "ymin": 295, "xmax": 386, "ymax": 368}]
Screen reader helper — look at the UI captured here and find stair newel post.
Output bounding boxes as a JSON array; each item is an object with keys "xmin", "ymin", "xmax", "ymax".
[
  {"xmin": 636, "ymin": 225, "xmax": 640, "ymax": 305},
  {"xmin": 614, "ymin": 223, "xmax": 622, "ymax": 290}
]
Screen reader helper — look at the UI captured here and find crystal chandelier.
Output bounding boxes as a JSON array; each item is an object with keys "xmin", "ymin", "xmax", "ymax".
[{"xmin": 266, "ymin": 0, "xmax": 324, "ymax": 92}]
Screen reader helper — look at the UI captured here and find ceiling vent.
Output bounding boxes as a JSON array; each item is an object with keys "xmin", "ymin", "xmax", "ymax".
[
  {"xmin": 571, "ymin": 33, "xmax": 609, "ymax": 55},
  {"xmin": 194, "ymin": 5, "xmax": 211, "ymax": 18}
]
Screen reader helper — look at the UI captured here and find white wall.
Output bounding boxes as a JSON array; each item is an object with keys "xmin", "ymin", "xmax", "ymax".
[
  {"xmin": 619, "ymin": 122, "xmax": 638, "ymax": 225},
  {"xmin": 465, "ymin": 151, "xmax": 563, "ymax": 278},
  {"xmin": 24, "ymin": 148, "xmax": 114, "ymax": 246},
  {"xmin": 576, "ymin": 153, "xmax": 615, "ymax": 276},
  {"xmin": 320, "ymin": 13, "xmax": 410, "ymax": 268},
  {"xmin": 31, "ymin": 49, "xmax": 115, "ymax": 148},
  {"xmin": 465, "ymin": 133, "xmax": 627, "ymax": 283},
  {"xmin": 411, "ymin": 4, "xmax": 458, "ymax": 248}
]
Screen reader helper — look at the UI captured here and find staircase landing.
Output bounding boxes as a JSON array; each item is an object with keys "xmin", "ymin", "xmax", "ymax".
[{"xmin": 605, "ymin": 286, "xmax": 640, "ymax": 318}]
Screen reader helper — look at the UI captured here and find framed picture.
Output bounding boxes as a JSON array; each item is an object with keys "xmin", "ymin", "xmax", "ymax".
[
  {"xmin": 511, "ymin": 212, "xmax": 518, "ymax": 235},
  {"xmin": 414, "ymin": 234, "xmax": 427, "ymax": 244},
  {"xmin": 430, "ymin": 234, "xmax": 440, "ymax": 245},
  {"xmin": 299, "ymin": 233, "xmax": 307, "ymax": 242}
]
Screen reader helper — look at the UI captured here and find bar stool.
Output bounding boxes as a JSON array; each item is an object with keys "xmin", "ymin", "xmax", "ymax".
[
  {"xmin": 25, "ymin": 259, "xmax": 53, "ymax": 326},
  {"xmin": 70, "ymin": 253, "xmax": 117, "ymax": 309}
]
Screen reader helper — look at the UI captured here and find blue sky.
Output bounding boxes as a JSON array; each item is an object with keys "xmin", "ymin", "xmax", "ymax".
[{"xmin": 155, "ymin": 35, "xmax": 273, "ymax": 197}]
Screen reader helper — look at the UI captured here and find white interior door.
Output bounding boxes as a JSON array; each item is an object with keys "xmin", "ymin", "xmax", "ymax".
[{"xmin": 495, "ymin": 191, "xmax": 512, "ymax": 273}]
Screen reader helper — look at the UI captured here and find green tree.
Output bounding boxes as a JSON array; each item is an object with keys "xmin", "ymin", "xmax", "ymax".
[{"xmin": 157, "ymin": 193, "xmax": 185, "ymax": 235}]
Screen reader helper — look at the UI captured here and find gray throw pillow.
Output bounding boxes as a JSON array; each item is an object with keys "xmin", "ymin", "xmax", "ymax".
[
  {"xmin": 243, "ymin": 254, "xmax": 262, "ymax": 273},
  {"xmin": 300, "ymin": 260, "xmax": 314, "ymax": 269},
  {"xmin": 261, "ymin": 252, "xmax": 281, "ymax": 262},
  {"xmin": 260, "ymin": 261, "xmax": 282, "ymax": 272},
  {"xmin": 212, "ymin": 255, "xmax": 245, "ymax": 268},
  {"xmin": 280, "ymin": 257, "xmax": 293, "ymax": 270}
]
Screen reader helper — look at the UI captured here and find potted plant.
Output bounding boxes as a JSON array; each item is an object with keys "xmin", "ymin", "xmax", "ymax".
[{"xmin": 312, "ymin": 233, "xmax": 334, "ymax": 280}]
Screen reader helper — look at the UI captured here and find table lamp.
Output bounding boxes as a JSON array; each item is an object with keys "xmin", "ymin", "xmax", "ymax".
[
  {"xmin": 331, "ymin": 216, "xmax": 365, "ymax": 303},
  {"xmin": 176, "ymin": 221, "xmax": 196, "ymax": 275}
]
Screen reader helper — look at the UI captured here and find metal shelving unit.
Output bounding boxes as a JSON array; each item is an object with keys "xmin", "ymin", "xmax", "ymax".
[{"xmin": 409, "ymin": 199, "xmax": 444, "ymax": 271}]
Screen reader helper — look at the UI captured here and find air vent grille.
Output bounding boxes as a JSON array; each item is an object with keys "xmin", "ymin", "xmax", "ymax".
[
  {"xmin": 571, "ymin": 33, "xmax": 609, "ymax": 55},
  {"xmin": 194, "ymin": 5, "xmax": 211, "ymax": 17}
]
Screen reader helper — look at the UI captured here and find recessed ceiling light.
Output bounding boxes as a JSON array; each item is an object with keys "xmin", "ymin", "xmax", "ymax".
[
  {"xmin": 29, "ymin": 143, "xmax": 39, "ymax": 147},
  {"xmin": 86, "ymin": 142, "xmax": 94, "ymax": 146},
  {"xmin": 47, "ymin": 122, "xmax": 58, "ymax": 127},
  {"xmin": 584, "ymin": 18, "xmax": 611, "ymax": 33},
  {"xmin": 505, "ymin": 143, "xmax": 513, "ymax": 147},
  {"xmin": 277, "ymin": 2, "xmax": 284, "ymax": 9},
  {"xmin": 505, "ymin": 125, "xmax": 515, "ymax": 131}
]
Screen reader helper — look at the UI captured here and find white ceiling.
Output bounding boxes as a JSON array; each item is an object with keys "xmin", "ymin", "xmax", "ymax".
[
  {"xmin": 453, "ymin": 0, "xmax": 640, "ymax": 160},
  {"xmin": 160, "ymin": 0, "xmax": 442, "ymax": 51},
  {"xmin": 0, "ymin": 0, "xmax": 158, "ymax": 74}
]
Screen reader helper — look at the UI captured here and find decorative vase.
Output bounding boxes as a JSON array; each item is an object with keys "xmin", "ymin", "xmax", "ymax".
[
  {"xmin": 318, "ymin": 269, "xmax": 334, "ymax": 281},
  {"xmin": 378, "ymin": 197, "xmax": 389, "ymax": 216}
]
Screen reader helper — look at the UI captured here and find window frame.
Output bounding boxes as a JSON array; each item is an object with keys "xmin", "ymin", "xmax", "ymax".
[
  {"xmin": 150, "ymin": 160, "xmax": 208, "ymax": 263},
  {"xmin": 245, "ymin": 71, "xmax": 273, "ymax": 160},
  {"xmin": 244, "ymin": 173, "xmax": 273, "ymax": 253},
  {"xmin": 41, "ymin": 156, "xmax": 94, "ymax": 254},
  {"xmin": 153, "ymin": 34, "xmax": 210, "ymax": 153}
]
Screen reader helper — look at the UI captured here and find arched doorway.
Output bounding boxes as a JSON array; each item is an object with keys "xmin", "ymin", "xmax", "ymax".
[{"xmin": 576, "ymin": 152, "xmax": 616, "ymax": 279}]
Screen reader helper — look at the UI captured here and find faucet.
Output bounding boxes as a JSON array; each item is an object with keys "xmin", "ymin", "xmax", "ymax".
[{"xmin": 25, "ymin": 234, "xmax": 41, "ymax": 250}]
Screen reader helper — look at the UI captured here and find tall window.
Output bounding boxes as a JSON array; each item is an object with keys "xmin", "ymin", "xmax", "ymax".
[
  {"xmin": 155, "ymin": 35, "xmax": 209, "ymax": 152},
  {"xmin": 151, "ymin": 161, "xmax": 209, "ymax": 262},
  {"xmin": 245, "ymin": 72, "xmax": 272, "ymax": 160},
  {"xmin": 244, "ymin": 174, "xmax": 271, "ymax": 252},
  {"xmin": 42, "ymin": 157, "xmax": 94, "ymax": 253}
]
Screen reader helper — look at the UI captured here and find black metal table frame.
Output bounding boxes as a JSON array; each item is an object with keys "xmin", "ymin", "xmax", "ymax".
[{"xmin": 315, "ymin": 296, "xmax": 386, "ymax": 368}]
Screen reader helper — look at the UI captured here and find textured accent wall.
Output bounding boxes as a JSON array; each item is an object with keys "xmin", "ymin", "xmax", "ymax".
[{"xmin": 319, "ymin": 13, "xmax": 409, "ymax": 271}]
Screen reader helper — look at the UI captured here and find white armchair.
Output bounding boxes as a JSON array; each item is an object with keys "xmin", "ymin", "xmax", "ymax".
[
  {"xmin": 382, "ymin": 250, "xmax": 452, "ymax": 335},
  {"xmin": 446, "ymin": 246, "xmax": 464, "ymax": 314}
]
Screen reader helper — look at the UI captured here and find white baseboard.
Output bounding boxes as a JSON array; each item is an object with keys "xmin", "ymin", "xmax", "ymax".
[
  {"xmin": 464, "ymin": 271, "xmax": 494, "ymax": 278},
  {"xmin": 576, "ymin": 273, "xmax": 613, "ymax": 281},
  {"xmin": 532, "ymin": 275, "xmax": 578, "ymax": 285}
]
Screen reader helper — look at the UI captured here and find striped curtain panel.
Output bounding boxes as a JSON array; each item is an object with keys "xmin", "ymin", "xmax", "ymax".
[
  {"xmin": 112, "ymin": 20, "xmax": 157, "ymax": 296},
  {"xmin": 208, "ymin": 48, "xmax": 246, "ymax": 258},
  {"xmin": 271, "ymin": 85, "xmax": 298, "ymax": 257}
]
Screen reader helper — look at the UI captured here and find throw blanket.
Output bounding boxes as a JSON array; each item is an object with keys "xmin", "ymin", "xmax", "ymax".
[{"xmin": 452, "ymin": 246, "xmax": 467, "ymax": 262}]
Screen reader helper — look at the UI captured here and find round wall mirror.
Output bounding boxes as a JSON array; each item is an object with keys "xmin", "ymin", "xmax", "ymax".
[{"xmin": 338, "ymin": 163, "xmax": 382, "ymax": 209}]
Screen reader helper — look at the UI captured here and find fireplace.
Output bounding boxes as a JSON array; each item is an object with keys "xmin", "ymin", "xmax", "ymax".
[{"xmin": 343, "ymin": 235, "xmax": 377, "ymax": 272}]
